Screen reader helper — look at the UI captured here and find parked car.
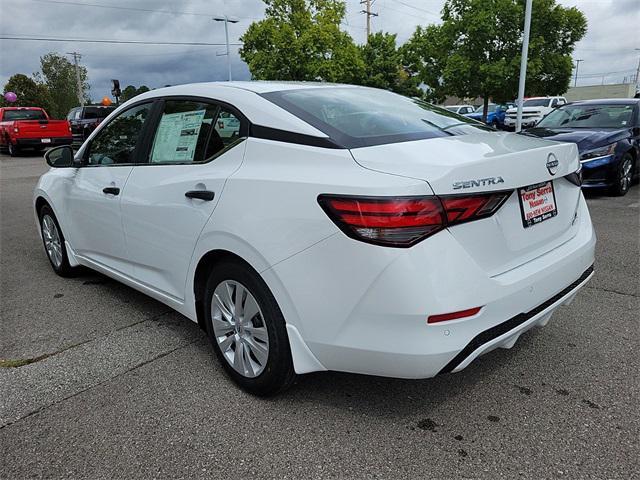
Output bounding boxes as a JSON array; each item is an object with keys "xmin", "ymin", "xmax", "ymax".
[
  {"xmin": 35, "ymin": 82, "xmax": 594, "ymax": 395},
  {"xmin": 0, "ymin": 107, "xmax": 72, "ymax": 156},
  {"xmin": 504, "ymin": 96, "xmax": 567, "ymax": 130},
  {"xmin": 67, "ymin": 105, "xmax": 116, "ymax": 144},
  {"xmin": 465, "ymin": 103, "xmax": 514, "ymax": 128},
  {"xmin": 443, "ymin": 105, "xmax": 476, "ymax": 115},
  {"xmin": 522, "ymin": 99, "xmax": 640, "ymax": 196}
]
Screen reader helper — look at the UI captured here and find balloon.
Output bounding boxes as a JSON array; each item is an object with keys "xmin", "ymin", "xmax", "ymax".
[
  {"xmin": 4, "ymin": 92, "xmax": 17, "ymax": 103},
  {"xmin": 101, "ymin": 97, "xmax": 112, "ymax": 106}
]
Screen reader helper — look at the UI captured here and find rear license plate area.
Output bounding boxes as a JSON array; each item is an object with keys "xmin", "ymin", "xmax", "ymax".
[{"xmin": 518, "ymin": 181, "xmax": 557, "ymax": 228}]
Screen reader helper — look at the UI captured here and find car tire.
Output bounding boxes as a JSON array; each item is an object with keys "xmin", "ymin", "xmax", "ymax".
[
  {"xmin": 8, "ymin": 142, "xmax": 20, "ymax": 157},
  {"xmin": 490, "ymin": 119, "xmax": 499, "ymax": 129},
  {"xmin": 610, "ymin": 153, "xmax": 634, "ymax": 196},
  {"xmin": 38, "ymin": 205, "xmax": 78, "ymax": 277},
  {"xmin": 203, "ymin": 259, "xmax": 296, "ymax": 396}
]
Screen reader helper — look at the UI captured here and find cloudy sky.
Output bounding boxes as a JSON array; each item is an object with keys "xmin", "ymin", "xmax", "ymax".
[{"xmin": 1, "ymin": 0, "xmax": 638, "ymax": 102}]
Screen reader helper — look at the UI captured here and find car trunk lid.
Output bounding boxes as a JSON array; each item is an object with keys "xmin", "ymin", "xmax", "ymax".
[{"xmin": 349, "ymin": 131, "xmax": 583, "ymax": 276}]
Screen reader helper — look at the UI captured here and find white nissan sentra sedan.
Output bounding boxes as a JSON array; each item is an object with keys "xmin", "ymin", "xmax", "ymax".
[{"xmin": 34, "ymin": 82, "xmax": 595, "ymax": 395}]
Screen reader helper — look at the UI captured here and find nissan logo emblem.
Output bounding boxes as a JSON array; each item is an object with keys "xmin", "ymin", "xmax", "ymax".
[{"xmin": 546, "ymin": 153, "xmax": 559, "ymax": 176}]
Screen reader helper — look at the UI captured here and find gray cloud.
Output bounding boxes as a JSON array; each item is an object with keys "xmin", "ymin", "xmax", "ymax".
[{"xmin": 1, "ymin": 0, "xmax": 638, "ymax": 106}]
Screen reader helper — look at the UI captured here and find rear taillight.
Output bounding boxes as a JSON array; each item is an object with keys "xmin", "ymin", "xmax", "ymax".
[{"xmin": 318, "ymin": 191, "xmax": 511, "ymax": 247}]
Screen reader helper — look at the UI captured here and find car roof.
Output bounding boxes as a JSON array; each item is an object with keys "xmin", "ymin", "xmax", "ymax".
[
  {"xmin": 114, "ymin": 81, "xmax": 359, "ymax": 138},
  {"xmin": 567, "ymin": 98, "xmax": 639, "ymax": 106}
]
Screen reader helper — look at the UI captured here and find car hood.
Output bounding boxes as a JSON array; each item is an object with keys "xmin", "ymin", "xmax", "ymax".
[{"xmin": 522, "ymin": 127, "xmax": 629, "ymax": 152}]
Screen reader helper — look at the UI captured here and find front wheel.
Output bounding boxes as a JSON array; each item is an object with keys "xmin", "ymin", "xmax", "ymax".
[
  {"xmin": 38, "ymin": 205, "xmax": 77, "ymax": 277},
  {"xmin": 610, "ymin": 154, "xmax": 634, "ymax": 196},
  {"xmin": 204, "ymin": 260, "xmax": 296, "ymax": 396}
]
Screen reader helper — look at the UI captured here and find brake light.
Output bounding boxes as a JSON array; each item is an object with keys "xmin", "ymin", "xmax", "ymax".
[{"xmin": 318, "ymin": 191, "xmax": 511, "ymax": 247}]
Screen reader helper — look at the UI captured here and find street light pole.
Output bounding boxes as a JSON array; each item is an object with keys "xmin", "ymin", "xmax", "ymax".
[
  {"xmin": 515, "ymin": 0, "xmax": 533, "ymax": 133},
  {"xmin": 213, "ymin": 15, "xmax": 239, "ymax": 81},
  {"xmin": 635, "ymin": 49, "xmax": 640, "ymax": 86},
  {"xmin": 574, "ymin": 59, "xmax": 583, "ymax": 87}
]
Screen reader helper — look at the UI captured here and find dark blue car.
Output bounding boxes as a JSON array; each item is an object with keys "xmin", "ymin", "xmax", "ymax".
[
  {"xmin": 465, "ymin": 103, "xmax": 513, "ymax": 129},
  {"xmin": 522, "ymin": 99, "xmax": 640, "ymax": 196}
]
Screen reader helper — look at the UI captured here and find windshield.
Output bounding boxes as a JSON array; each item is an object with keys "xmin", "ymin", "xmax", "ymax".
[
  {"xmin": 263, "ymin": 87, "xmax": 488, "ymax": 148},
  {"xmin": 537, "ymin": 104, "xmax": 634, "ymax": 129},
  {"xmin": 3, "ymin": 109, "xmax": 47, "ymax": 121},
  {"xmin": 523, "ymin": 98, "xmax": 550, "ymax": 107},
  {"xmin": 474, "ymin": 104, "xmax": 496, "ymax": 114},
  {"xmin": 84, "ymin": 106, "xmax": 114, "ymax": 119}
]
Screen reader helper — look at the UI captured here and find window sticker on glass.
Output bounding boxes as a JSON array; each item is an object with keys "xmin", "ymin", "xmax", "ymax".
[{"xmin": 150, "ymin": 109, "xmax": 206, "ymax": 163}]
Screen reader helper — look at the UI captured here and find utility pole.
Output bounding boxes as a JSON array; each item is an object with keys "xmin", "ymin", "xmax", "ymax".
[
  {"xmin": 213, "ymin": 15, "xmax": 239, "ymax": 81},
  {"xmin": 360, "ymin": 0, "xmax": 378, "ymax": 42},
  {"xmin": 574, "ymin": 59, "xmax": 583, "ymax": 87},
  {"xmin": 515, "ymin": 0, "xmax": 532, "ymax": 133},
  {"xmin": 635, "ymin": 49, "xmax": 640, "ymax": 85},
  {"xmin": 66, "ymin": 51, "xmax": 85, "ymax": 106}
]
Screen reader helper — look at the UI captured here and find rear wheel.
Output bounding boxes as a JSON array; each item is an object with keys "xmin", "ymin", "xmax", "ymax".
[
  {"xmin": 610, "ymin": 153, "xmax": 634, "ymax": 196},
  {"xmin": 38, "ymin": 205, "xmax": 77, "ymax": 277},
  {"xmin": 203, "ymin": 260, "xmax": 296, "ymax": 396}
]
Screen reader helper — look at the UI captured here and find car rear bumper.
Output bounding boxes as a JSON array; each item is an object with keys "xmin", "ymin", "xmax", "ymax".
[
  {"xmin": 16, "ymin": 137, "xmax": 73, "ymax": 147},
  {"xmin": 268, "ymin": 193, "xmax": 596, "ymax": 378}
]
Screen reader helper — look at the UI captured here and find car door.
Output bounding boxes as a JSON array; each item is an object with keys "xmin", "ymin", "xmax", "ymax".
[
  {"xmin": 66, "ymin": 101, "xmax": 155, "ymax": 275},
  {"xmin": 120, "ymin": 98, "xmax": 247, "ymax": 301}
]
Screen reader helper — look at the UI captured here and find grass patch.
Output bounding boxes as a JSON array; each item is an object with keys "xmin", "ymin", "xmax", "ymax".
[{"xmin": 0, "ymin": 355, "xmax": 50, "ymax": 368}]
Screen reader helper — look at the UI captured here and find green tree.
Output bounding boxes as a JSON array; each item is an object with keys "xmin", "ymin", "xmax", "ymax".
[
  {"xmin": 39, "ymin": 53, "xmax": 90, "ymax": 118},
  {"xmin": 404, "ymin": 0, "xmax": 586, "ymax": 119},
  {"xmin": 121, "ymin": 85, "xmax": 138, "ymax": 102},
  {"xmin": 120, "ymin": 85, "xmax": 151, "ymax": 102},
  {"xmin": 240, "ymin": 0, "xmax": 364, "ymax": 83},
  {"xmin": 1, "ymin": 74, "xmax": 53, "ymax": 112},
  {"xmin": 359, "ymin": 32, "xmax": 421, "ymax": 97}
]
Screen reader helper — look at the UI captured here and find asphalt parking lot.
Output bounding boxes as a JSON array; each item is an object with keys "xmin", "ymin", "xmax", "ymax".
[{"xmin": 1, "ymin": 153, "xmax": 638, "ymax": 479}]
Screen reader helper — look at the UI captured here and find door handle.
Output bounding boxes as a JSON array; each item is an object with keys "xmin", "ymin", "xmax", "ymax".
[
  {"xmin": 185, "ymin": 190, "xmax": 215, "ymax": 201},
  {"xmin": 103, "ymin": 187, "xmax": 120, "ymax": 195}
]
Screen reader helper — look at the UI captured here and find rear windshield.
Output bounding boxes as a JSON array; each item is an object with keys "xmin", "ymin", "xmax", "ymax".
[
  {"xmin": 537, "ymin": 104, "xmax": 635, "ymax": 129},
  {"xmin": 262, "ymin": 87, "xmax": 489, "ymax": 148},
  {"xmin": 523, "ymin": 98, "xmax": 550, "ymax": 107},
  {"xmin": 83, "ymin": 106, "xmax": 115, "ymax": 119},
  {"xmin": 3, "ymin": 109, "xmax": 47, "ymax": 121}
]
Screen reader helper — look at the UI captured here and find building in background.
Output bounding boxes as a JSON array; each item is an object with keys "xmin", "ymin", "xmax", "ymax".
[{"xmin": 564, "ymin": 83, "xmax": 637, "ymax": 101}]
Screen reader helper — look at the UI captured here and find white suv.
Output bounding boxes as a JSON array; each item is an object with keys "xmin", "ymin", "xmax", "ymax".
[
  {"xmin": 504, "ymin": 96, "xmax": 567, "ymax": 129},
  {"xmin": 35, "ymin": 83, "xmax": 594, "ymax": 395}
]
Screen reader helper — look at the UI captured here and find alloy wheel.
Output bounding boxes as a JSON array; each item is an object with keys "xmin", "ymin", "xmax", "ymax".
[
  {"xmin": 619, "ymin": 157, "xmax": 633, "ymax": 193},
  {"xmin": 211, "ymin": 280, "xmax": 269, "ymax": 378},
  {"xmin": 42, "ymin": 214, "xmax": 63, "ymax": 268}
]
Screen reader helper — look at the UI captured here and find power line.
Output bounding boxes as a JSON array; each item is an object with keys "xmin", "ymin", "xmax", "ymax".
[
  {"xmin": 378, "ymin": 3, "xmax": 434, "ymax": 22},
  {"xmin": 21, "ymin": 0, "xmax": 263, "ymax": 21},
  {"xmin": 392, "ymin": 0, "xmax": 439, "ymax": 17},
  {"xmin": 0, "ymin": 35, "xmax": 241, "ymax": 46}
]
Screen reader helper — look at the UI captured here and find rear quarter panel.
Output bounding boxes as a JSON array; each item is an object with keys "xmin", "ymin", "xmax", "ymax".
[{"xmin": 183, "ymin": 137, "xmax": 430, "ymax": 323}]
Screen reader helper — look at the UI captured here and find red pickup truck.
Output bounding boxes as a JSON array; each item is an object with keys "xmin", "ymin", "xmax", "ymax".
[{"xmin": 0, "ymin": 107, "xmax": 73, "ymax": 156}]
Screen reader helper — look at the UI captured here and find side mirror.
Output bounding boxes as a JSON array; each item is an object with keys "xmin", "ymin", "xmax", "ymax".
[{"xmin": 45, "ymin": 145, "xmax": 75, "ymax": 168}]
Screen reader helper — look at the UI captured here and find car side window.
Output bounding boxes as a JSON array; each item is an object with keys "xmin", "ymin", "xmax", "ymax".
[
  {"xmin": 551, "ymin": 99, "xmax": 558, "ymax": 107},
  {"xmin": 87, "ymin": 103, "xmax": 152, "ymax": 166},
  {"xmin": 149, "ymin": 100, "xmax": 243, "ymax": 164}
]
